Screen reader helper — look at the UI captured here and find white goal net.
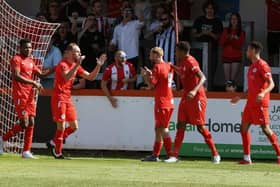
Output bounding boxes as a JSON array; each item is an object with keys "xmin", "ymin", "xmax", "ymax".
[{"xmin": 0, "ymin": 0, "xmax": 60, "ymax": 153}]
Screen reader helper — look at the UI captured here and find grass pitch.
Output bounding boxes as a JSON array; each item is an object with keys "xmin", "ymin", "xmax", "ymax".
[{"xmin": 0, "ymin": 153, "xmax": 279, "ymax": 187}]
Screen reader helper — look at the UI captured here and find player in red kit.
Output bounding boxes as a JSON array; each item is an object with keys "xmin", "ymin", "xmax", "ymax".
[
  {"xmin": 0, "ymin": 38, "xmax": 48, "ymax": 158},
  {"xmin": 46, "ymin": 43, "xmax": 106, "ymax": 159},
  {"xmin": 141, "ymin": 47, "xmax": 174, "ymax": 162},
  {"xmin": 231, "ymin": 41, "xmax": 280, "ymax": 165},
  {"xmin": 165, "ymin": 41, "xmax": 220, "ymax": 163}
]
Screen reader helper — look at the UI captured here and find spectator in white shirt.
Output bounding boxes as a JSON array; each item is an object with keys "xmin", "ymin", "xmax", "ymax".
[
  {"xmin": 110, "ymin": 7, "xmax": 144, "ymax": 71},
  {"xmin": 41, "ymin": 37, "xmax": 62, "ymax": 88}
]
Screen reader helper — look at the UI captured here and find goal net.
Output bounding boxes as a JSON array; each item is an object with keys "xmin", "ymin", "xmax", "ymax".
[{"xmin": 0, "ymin": 0, "xmax": 60, "ymax": 153}]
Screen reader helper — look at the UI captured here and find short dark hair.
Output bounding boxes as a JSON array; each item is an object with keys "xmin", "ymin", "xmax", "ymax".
[
  {"xmin": 202, "ymin": 0, "xmax": 218, "ymax": 15},
  {"xmin": 248, "ymin": 41, "xmax": 263, "ymax": 54},
  {"xmin": 91, "ymin": 0, "xmax": 101, "ymax": 6},
  {"xmin": 19, "ymin": 38, "xmax": 31, "ymax": 48},
  {"xmin": 176, "ymin": 41, "xmax": 191, "ymax": 53}
]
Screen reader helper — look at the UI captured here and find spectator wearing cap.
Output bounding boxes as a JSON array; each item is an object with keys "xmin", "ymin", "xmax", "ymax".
[
  {"xmin": 110, "ymin": 7, "xmax": 144, "ymax": 71},
  {"xmin": 101, "ymin": 50, "xmax": 136, "ymax": 108}
]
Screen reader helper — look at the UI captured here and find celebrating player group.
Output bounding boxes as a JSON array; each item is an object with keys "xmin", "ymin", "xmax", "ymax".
[{"xmin": 0, "ymin": 38, "xmax": 279, "ymax": 165}]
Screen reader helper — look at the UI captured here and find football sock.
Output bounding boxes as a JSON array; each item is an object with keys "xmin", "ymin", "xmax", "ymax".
[
  {"xmin": 153, "ymin": 141, "xmax": 163, "ymax": 157},
  {"xmin": 54, "ymin": 129, "xmax": 64, "ymax": 155},
  {"xmin": 268, "ymin": 133, "xmax": 280, "ymax": 156},
  {"xmin": 163, "ymin": 137, "xmax": 173, "ymax": 157},
  {"xmin": 23, "ymin": 125, "xmax": 34, "ymax": 152},
  {"xmin": 3, "ymin": 124, "xmax": 22, "ymax": 141},
  {"xmin": 173, "ymin": 128, "xmax": 185, "ymax": 157},
  {"xmin": 63, "ymin": 127, "xmax": 75, "ymax": 140},
  {"xmin": 201, "ymin": 128, "xmax": 219, "ymax": 156},
  {"xmin": 241, "ymin": 131, "xmax": 251, "ymax": 155}
]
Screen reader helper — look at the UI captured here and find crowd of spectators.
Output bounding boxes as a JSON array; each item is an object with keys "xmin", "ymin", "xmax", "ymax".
[{"xmin": 35, "ymin": 0, "xmax": 280, "ymax": 92}]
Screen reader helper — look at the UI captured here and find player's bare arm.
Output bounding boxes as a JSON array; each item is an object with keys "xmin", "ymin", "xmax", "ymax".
[
  {"xmin": 187, "ymin": 70, "xmax": 206, "ymax": 99},
  {"xmin": 13, "ymin": 67, "xmax": 42, "ymax": 89},
  {"xmin": 80, "ymin": 54, "xmax": 106, "ymax": 81},
  {"xmin": 141, "ymin": 67, "xmax": 154, "ymax": 90},
  {"xmin": 257, "ymin": 76, "xmax": 275, "ymax": 101},
  {"xmin": 170, "ymin": 64, "xmax": 181, "ymax": 75},
  {"xmin": 62, "ymin": 56, "xmax": 85, "ymax": 81},
  {"xmin": 101, "ymin": 80, "xmax": 118, "ymax": 108}
]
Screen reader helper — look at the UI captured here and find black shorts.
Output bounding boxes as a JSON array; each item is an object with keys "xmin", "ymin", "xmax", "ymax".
[{"xmin": 267, "ymin": 32, "xmax": 280, "ymax": 55}]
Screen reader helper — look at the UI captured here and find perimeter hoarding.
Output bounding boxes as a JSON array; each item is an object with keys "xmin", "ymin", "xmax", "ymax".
[{"xmin": 63, "ymin": 96, "xmax": 280, "ymax": 159}]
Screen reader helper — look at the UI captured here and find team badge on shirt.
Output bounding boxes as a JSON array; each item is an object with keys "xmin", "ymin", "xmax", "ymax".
[{"xmin": 252, "ymin": 68, "xmax": 257, "ymax": 73}]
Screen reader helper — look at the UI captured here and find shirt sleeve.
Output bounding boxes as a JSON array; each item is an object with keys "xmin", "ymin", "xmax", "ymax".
[
  {"xmin": 192, "ymin": 16, "xmax": 202, "ymax": 32},
  {"xmin": 189, "ymin": 59, "xmax": 200, "ymax": 74},
  {"xmin": 213, "ymin": 18, "xmax": 223, "ymax": 34},
  {"xmin": 102, "ymin": 67, "xmax": 111, "ymax": 81},
  {"xmin": 260, "ymin": 63, "xmax": 272, "ymax": 80},
  {"xmin": 77, "ymin": 66, "xmax": 87, "ymax": 76},
  {"xmin": 135, "ymin": 20, "xmax": 144, "ymax": 29},
  {"xmin": 111, "ymin": 26, "xmax": 118, "ymax": 45},
  {"xmin": 150, "ymin": 65, "xmax": 160, "ymax": 85},
  {"xmin": 10, "ymin": 56, "xmax": 20, "ymax": 72}
]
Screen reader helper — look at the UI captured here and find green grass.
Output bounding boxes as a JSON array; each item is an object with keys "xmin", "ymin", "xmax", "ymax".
[{"xmin": 0, "ymin": 154, "xmax": 280, "ymax": 187}]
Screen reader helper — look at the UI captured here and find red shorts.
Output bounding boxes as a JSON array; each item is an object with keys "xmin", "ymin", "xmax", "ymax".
[
  {"xmin": 51, "ymin": 97, "xmax": 77, "ymax": 123},
  {"xmin": 177, "ymin": 99, "xmax": 206, "ymax": 125},
  {"xmin": 13, "ymin": 95, "xmax": 36, "ymax": 119},
  {"xmin": 154, "ymin": 108, "xmax": 173, "ymax": 128},
  {"xmin": 242, "ymin": 105, "xmax": 270, "ymax": 125}
]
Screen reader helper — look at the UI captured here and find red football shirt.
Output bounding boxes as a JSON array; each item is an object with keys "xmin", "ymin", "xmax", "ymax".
[
  {"xmin": 102, "ymin": 62, "xmax": 136, "ymax": 90},
  {"xmin": 53, "ymin": 60, "xmax": 86, "ymax": 102},
  {"xmin": 178, "ymin": 55, "xmax": 206, "ymax": 100},
  {"xmin": 150, "ymin": 62, "xmax": 174, "ymax": 109},
  {"xmin": 247, "ymin": 59, "xmax": 272, "ymax": 107},
  {"xmin": 10, "ymin": 54, "xmax": 39, "ymax": 99}
]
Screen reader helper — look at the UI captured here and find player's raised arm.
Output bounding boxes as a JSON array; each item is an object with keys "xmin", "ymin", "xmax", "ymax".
[
  {"xmin": 80, "ymin": 53, "xmax": 106, "ymax": 81},
  {"xmin": 141, "ymin": 67, "xmax": 155, "ymax": 90}
]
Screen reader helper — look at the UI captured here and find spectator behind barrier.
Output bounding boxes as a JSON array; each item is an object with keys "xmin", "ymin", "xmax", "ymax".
[
  {"xmin": 155, "ymin": 13, "xmax": 176, "ymax": 65},
  {"xmin": 79, "ymin": 13, "xmax": 105, "ymax": 88},
  {"xmin": 101, "ymin": 50, "xmax": 136, "ymax": 108},
  {"xmin": 110, "ymin": 7, "xmax": 144, "ymax": 71},
  {"xmin": 46, "ymin": 0, "xmax": 67, "ymax": 23},
  {"xmin": 219, "ymin": 13, "xmax": 245, "ymax": 91},
  {"xmin": 60, "ymin": 0, "xmax": 89, "ymax": 17},
  {"xmin": 41, "ymin": 36, "xmax": 62, "ymax": 88},
  {"xmin": 192, "ymin": 0, "xmax": 223, "ymax": 90},
  {"xmin": 53, "ymin": 20, "xmax": 78, "ymax": 53},
  {"xmin": 87, "ymin": 0, "xmax": 110, "ymax": 39}
]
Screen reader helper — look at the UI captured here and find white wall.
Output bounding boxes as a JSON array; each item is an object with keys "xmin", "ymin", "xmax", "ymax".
[{"xmin": 239, "ymin": 0, "xmax": 267, "ymax": 58}]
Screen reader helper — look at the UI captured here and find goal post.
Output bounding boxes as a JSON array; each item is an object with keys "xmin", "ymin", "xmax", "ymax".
[{"xmin": 0, "ymin": 0, "xmax": 60, "ymax": 153}]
